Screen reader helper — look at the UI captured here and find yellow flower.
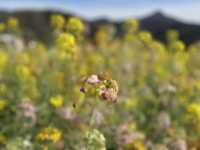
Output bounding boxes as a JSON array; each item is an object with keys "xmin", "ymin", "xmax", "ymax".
[
  {"xmin": 124, "ymin": 98, "xmax": 138, "ymax": 109},
  {"xmin": 0, "ymin": 51, "xmax": 8, "ymax": 71},
  {"xmin": 36, "ymin": 127, "xmax": 62, "ymax": 143},
  {"xmin": 16, "ymin": 52, "xmax": 31, "ymax": 65},
  {"xmin": 50, "ymin": 95, "xmax": 64, "ymax": 108},
  {"xmin": 166, "ymin": 29, "xmax": 179, "ymax": 42},
  {"xmin": 37, "ymin": 132, "xmax": 49, "ymax": 141},
  {"xmin": 124, "ymin": 18, "xmax": 139, "ymax": 33},
  {"xmin": 95, "ymin": 28, "xmax": 109, "ymax": 46},
  {"xmin": 170, "ymin": 40, "xmax": 185, "ymax": 51},
  {"xmin": 0, "ymin": 99, "xmax": 6, "ymax": 110},
  {"xmin": 0, "ymin": 134, "xmax": 6, "ymax": 145},
  {"xmin": 56, "ymin": 32, "xmax": 76, "ymax": 50},
  {"xmin": 195, "ymin": 80, "xmax": 200, "ymax": 90},
  {"xmin": 56, "ymin": 33, "xmax": 77, "ymax": 59},
  {"xmin": 50, "ymin": 128, "xmax": 62, "ymax": 143},
  {"xmin": 133, "ymin": 140, "xmax": 147, "ymax": 150},
  {"xmin": 7, "ymin": 17, "xmax": 19, "ymax": 31},
  {"xmin": 0, "ymin": 84, "xmax": 6, "ymax": 95},
  {"xmin": 51, "ymin": 14, "xmax": 65, "ymax": 29},
  {"xmin": 129, "ymin": 140, "xmax": 147, "ymax": 150},
  {"xmin": 66, "ymin": 17, "xmax": 84, "ymax": 34},
  {"xmin": 138, "ymin": 31, "xmax": 152, "ymax": 44},
  {"xmin": 16, "ymin": 65, "xmax": 31, "ymax": 79},
  {"xmin": 188, "ymin": 103, "xmax": 200, "ymax": 121},
  {"xmin": 0, "ymin": 23, "xmax": 5, "ymax": 32},
  {"xmin": 41, "ymin": 144, "xmax": 48, "ymax": 150}
]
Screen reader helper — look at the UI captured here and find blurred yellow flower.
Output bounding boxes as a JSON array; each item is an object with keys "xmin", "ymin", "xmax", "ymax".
[
  {"xmin": 56, "ymin": 32, "xmax": 77, "ymax": 59},
  {"xmin": 0, "ymin": 84, "xmax": 6, "ymax": 95},
  {"xmin": 56, "ymin": 32, "xmax": 76, "ymax": 49},
  {"xmin": 138, "ymin": 31, "xmax": 152, "ymax": 44},
  {"xmin": 0, "ymin": 134, "xmax": 6, "ymax": 145},
  {"xmin": 37, "ymin": 127, "xmax": 62, "ymax": 143},
  {"xmin": 16, "ymin": 52, "xmax": 31, "ymax": 65},
  {"xmin": 188, "ymin": 103, "xmax": 200, "ymax": 121},
  {"xmin": 170, "ymin": 40, "xmax": 185, "ymax": 51},
  {"xmin": 50, "ymin": 95, "xmax": 64, "ymax": 108},
  {"xmin": 195, "ymin": 80, "xmax": 200, "ymax": 90},
  {"xmin": 0, "ymin": 51, "xmax": 8, "ymax": 71},
  {"xmin": 166, "ymin": 29, "xmax": 179, "ymax": 42},
  {"xmin": 37, "ymin": 132, "xmax": 49, "ymax": 141},
  {"xmin": 7, "ymin": 17, "xmax": 19, "ymax": 31},
  {"xmin": 124, "ymin": 18, "xmax": 139, "ymax": 33},
  {"xmin": 0, "ymin": 99, "xmax": 6, "ymax": 110},
  {"xmin": 129, "ymin": 140, "xmax": 147, "ymax": 150},
  {"xmin": 16, "ymin": 65, "xmax": 31, "ymax": 79},
  {"xmin": 50, "ymin": 128, "xmax": 62, "ymax": 143},
  {"xmin": 66, "ymin": 17, "xmax": 84, "ymax": 34},
  {"xmin": 0, "ymin": 23, "xmax": 5, "ymax": 32},
  {"xmin": 51, "ymin": 14, "xmax": 65, "ymax": 30},
  {"xmin": 41, "ymin": 144, "xmax": 48, "ymax": 150}
]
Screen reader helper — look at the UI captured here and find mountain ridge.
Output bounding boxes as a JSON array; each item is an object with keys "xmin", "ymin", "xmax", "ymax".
[{"xmin": 0, "ymin": 10, "xmax": 199, "ymax": 44}]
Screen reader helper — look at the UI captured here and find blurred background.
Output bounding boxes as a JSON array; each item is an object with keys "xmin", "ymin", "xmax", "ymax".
[
  {"xmin": 1, "ymin": 1, "xmax": 200, "ymax": 149},
  {"xmin": 0, "ymin": 0, "xmax": 200, "ymax": 44}
]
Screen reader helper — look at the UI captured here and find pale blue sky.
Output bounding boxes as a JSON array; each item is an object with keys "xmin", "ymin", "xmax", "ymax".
[{"xmin": 0, "ymin": 0, "xmax": 200, "ymax": 23}]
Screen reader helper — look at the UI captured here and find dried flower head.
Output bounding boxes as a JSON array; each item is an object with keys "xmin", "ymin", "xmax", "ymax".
[
  {"xmin": 16, "ymin": 101, "xmax": 36, "ymax": 128},
  {"xmin": 80, "ymin": 73, "xmax": 119, "ymax": 103}
]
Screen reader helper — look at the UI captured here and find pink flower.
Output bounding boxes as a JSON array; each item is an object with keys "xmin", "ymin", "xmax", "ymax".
[
  {"xmin": 99, "ymin": 88, "xmax": 118, "ymax": 103},
  {"xmin": 86, "ymin": 74, "xmax": 100, "ymax": 85}
]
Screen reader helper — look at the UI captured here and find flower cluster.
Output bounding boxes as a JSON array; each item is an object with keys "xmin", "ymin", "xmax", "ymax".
[
  {"xmin": 81, "ymin": 74, "xmax": 119, "ymax": 103},
  {"xmin": 37, "ymin": 127, "xmax": 62, "ymax": 143},
  {"xmin": 66, "ymin": 17, "xmax": 84, "ymax": 35},
  {"xmin": 49, "ymin": 95, "xmax": 64, "ymax": 108},
  {"xmin": 51, "ymin": 14, "xmax": 65, "ymax": 30}
]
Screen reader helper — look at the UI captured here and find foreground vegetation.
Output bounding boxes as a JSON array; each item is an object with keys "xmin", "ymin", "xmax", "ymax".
[{"xmin": 0, "ymin": 15, "xmax": 200, "ymax": 149}]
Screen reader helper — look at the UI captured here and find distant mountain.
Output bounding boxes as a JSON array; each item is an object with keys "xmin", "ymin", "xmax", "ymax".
[
  {"xmin": 139, "ymin": 12, "xmax": 200, "ymax": 44},
  {"xmin": 0, "ymin": 10, "xmax": 200, "ymax": 45}
]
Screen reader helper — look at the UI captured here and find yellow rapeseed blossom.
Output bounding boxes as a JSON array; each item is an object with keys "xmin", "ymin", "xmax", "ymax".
[
  {"xmin": 128, "ymin": 140, "xmax": 147, "ymax": 150},
  {"xmin": 56, "ymin": 32, "xmax": 76, "ymax": 49},
  {"xmin": 95, "ymin": 30, "xmax": 108, "ymax": 45},
  {"xmin": 124, "ymin": 98, "xmax": 138, "ymax": 110},
  {"xmin": 16, "ymin": 52, "xmax": 31, "ymax": 65},
  {"xmin": 124, "ymin": 18, "xmax": 139, "ymax": 33},
  {"xmin": 51, "ymin": 14, "xmax": 65, "ymax": 30},
  {"xmin": 166, "ymin": 29, "xmax": 179, "ymax": 42},
  {"xmin": 50, "ymin": 128, "xmax": 62, "ymax": 143},
  {"xmin": 41, "ymin": 144, "xmax": 48, "ymax": 150},
  {"xmin": 37, "ymin": 127, "xmax": 62, "ymax": 143},
  {"xmin": 170, "ymin": 40, "xmax": 185, "ymax": 51},
  {"xmin": 133, "ymin": 140, "xmax": 147, "ymax": 150},
  {"xmin": 0, "ymin": 99, "xmax": 6, "ymax": 110},
  {"xmin": 0, "ymin": 51, "xmax": 8, "ymax": 71},
  {"xmin": 50, "ymin": 95, "xmax": 64, "ymax": 108},
  {"xmin": 0, "ymin": 23, "xmax": 5, "ymax": 32},
  {"xmin": 56, "ymin": 32, "xmax": 77, "ymax": 58},
  {"xmin": 37, "ymin": 132, "xmax": 49, "ymax": 141},
  {"xmin": 195, "ymin": 80, "xmax": 200, "ymax": 90},
  {"xmin": 188, "ymin": 103, "xmax": 200, "ymax": 121},
  {"xmin": 0, "ymin": 84, "xmax": 6, "ymax": 95},
  {"xmin": 66, "ymin": 17, "xmax": 84, "ymax": 34},
  {"xmin": 138, "ymin": 31, "xmax": 152, "ymax": 44},
  {"xmin": 16, "ymin": 65, "xmax": 31, "ymax": 80},
  {"xmin": 0, "ymin": 134, "xmax": 6, "ymax": 145},
  {"xmin": 7, "ymin": 17, "xmax": 19, "ymax": 31}
]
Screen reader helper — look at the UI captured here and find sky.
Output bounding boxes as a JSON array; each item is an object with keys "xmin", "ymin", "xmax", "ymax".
[{"xmin": 0, "ymin": 0, "xmax": 200, "ymax": 23}]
